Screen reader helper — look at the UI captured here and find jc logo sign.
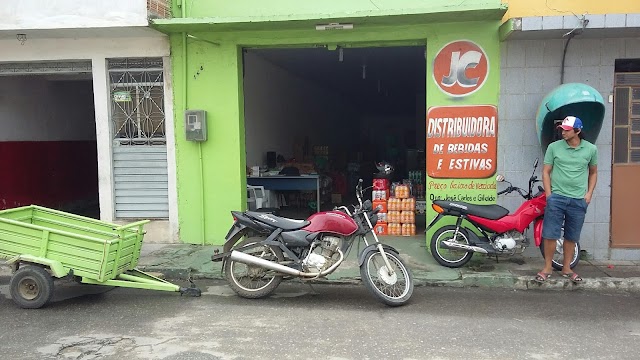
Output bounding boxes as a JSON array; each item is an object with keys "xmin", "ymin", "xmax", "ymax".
[{"xmin": 433, "ymin": 40, "xmax": 489, "ymax": 97}]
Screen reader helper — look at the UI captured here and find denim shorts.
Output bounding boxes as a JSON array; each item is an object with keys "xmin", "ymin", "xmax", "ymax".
[{"xmin": 542, "ymin": 193, "xmax": 588, "ymax": 242}]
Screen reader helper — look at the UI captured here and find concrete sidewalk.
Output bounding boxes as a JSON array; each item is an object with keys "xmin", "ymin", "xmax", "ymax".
[{"xmin": 136, "ymin": 237, "xmax": 640, "ymax": 293}]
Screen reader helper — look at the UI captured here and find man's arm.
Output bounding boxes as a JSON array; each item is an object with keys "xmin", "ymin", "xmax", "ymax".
[
  {"xmin": 542, "ymin": 164, "xmax": 553, "ymax": 197},
  {"xmin": 585, "ymin": 165, "xmax": 597, "ymax": 204}
]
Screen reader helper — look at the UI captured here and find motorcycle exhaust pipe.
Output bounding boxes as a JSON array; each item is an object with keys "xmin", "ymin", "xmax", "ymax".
[
  {"xmin": 229, "ymin": 249, "xmax": 344, "ymax": 277},
  {"xmin": 441, "ymin": 240, "xmax": 489, "ymax": 254},
  {"xmin": 230, "ymin": 251, "xmax": 301, "ymax": 276}
]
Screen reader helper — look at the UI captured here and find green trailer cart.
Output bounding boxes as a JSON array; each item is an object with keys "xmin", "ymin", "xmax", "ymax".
[{"xmin": 0, "ymin": 205, "xmax": 200, "ymax": 308}]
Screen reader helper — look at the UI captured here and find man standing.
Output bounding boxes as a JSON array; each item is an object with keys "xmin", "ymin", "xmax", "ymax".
[{"xmin": 535, "ymin": 116, "xmax": 598, "ymax": 284}]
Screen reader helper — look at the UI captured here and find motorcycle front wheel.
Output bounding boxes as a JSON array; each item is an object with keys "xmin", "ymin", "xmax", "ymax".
[
  {"xmin": 224, "ymin": 238, "xmax": 284, "ymax": 299},
  {"xmin": 539, "ymin": 238, "xmax": 580, "ymax": 271},
  {"xmin": 360, "ymin": 250, "xmax": 413, "ymax": 307},
  {"xmin": 430, "ymin": 225, "xmax": 474, "ymax": 268}
]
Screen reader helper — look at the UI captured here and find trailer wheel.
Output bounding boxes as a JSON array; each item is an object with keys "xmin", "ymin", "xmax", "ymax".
[{"xmin": 9, "ymin": 265, "xmax": 54, "ymax": 309}]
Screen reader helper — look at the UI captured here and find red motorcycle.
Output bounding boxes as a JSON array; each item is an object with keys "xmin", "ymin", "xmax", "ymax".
[
  {"xmin": 212, "ymin": 179, "xmax": 414, "ymax": 306},
  {"xmin": 426, "ymin": 159, "xmax": 579, "ymax": 269}
]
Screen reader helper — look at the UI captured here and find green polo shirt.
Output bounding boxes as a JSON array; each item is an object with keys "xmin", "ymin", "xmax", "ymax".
[{"xmin": 544, "ymin": 139, "xmax": 598, "ymax": 199}]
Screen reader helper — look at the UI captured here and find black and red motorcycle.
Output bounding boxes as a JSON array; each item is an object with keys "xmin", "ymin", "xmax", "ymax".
[
  {"xmin": 212, "ymin": 179, "xmax": 414, "ymax": 306},
  {"xmin": 426, "ymin": 159, "xmax": 579, "ymax": 270}
]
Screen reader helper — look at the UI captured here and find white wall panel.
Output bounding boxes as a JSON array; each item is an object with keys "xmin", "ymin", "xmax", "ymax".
[{"xmin": 0, "ymin": 0, "xmax": 147, "ymax": 31}]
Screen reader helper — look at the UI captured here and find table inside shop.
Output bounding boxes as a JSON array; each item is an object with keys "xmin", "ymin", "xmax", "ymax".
[{"xmin": 247, "ymin": 175, "xmax": 321, "ymax": 212}]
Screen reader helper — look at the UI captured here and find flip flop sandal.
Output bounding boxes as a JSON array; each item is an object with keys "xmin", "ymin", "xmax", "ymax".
[
  {"xmin": 534, "ymin": 272, "xmax": 552, "ymax": 283},
  {"xmin": 563, "ymin": 272, "xmax": 583, "ymax": 284}
]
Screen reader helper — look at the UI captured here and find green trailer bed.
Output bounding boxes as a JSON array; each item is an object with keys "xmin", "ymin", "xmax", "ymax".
[{"xmin": 0, "ymin": 205, "xmax": 200, "ymax": 308}]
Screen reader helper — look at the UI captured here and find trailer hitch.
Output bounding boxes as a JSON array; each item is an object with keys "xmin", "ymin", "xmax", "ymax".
[{"xmin": 179, "ymin": 276, "xmax": 202, "ymax": 297}]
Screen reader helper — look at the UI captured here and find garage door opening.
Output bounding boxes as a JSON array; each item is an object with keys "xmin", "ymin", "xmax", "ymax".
[
  {"xmin": 242, "ymin": 45, "xmax": 426, "ymax": 235},
  {"xmin": 0, "ymin": 65, "xmax": 99, "ymax": 219}
]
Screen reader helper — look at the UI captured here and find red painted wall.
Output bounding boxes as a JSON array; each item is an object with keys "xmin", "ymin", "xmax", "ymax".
[{"xmin": 0, "ymin": 141, "xmax": 98, "ymax": 210}]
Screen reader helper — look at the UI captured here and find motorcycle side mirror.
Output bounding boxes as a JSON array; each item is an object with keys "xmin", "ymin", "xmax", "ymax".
[{"xmin": 496, "ymin": 174, "xmax": 505, "ymax": 182}]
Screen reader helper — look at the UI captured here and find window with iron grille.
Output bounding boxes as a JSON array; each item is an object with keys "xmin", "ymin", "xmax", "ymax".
[
  {"xmin": 108, "ymin": 58, "xmax": 166, "ymax": 146},
  {"xmin": 613, "ymin": 67, "xmax": 640, "ymax": 164}
]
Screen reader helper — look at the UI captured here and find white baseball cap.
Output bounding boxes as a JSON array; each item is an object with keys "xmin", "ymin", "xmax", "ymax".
[{"xmin": 557, "ymin": 116, "xmax": 583, "ymax": 131}]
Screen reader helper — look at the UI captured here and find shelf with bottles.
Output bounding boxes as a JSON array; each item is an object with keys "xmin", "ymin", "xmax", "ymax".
[
  {"xmin": 312, "ymin": 145, "xmax": 329, "ymax": 156},
  {"xmin": 406, "ymin": 171, "xmax": 425, "ymax": 200}
]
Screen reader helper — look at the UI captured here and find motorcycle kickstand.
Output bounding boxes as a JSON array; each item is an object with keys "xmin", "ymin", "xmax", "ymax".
[
  {"xmin": 295, "ymin": 277, "xmax": 321, "ymax": 295},
  {"xmin": 302, "ymin": 281, "xmax": 320, "ymax": 295}
]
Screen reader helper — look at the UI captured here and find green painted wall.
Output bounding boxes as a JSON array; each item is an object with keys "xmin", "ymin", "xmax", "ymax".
[
  {"xmin": 162, "ymin": 1, "xmax": 503, "ymax": 245},
  {"xmin": 170, "ymin": 35, "xmax": 246, "ymax": 244},
  {"xmin": 172, "ymin": 0, "xmax": 503, "ymax": 19}
]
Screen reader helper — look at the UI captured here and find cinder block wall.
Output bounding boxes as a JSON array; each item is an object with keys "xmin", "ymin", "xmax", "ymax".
[{"xmin": 498, "ymin": 37, "xmax": 640, "ymax": 260}]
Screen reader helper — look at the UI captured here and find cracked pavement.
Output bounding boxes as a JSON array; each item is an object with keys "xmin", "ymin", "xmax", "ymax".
[{"xmin": 1, "ymin": 278, "xmax": 640, "ymax": 360}]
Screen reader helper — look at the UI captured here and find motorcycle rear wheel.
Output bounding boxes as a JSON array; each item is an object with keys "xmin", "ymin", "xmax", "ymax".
[
  {"xmin": 430, "ymin": 225, "xmax": 474, "ymax": 268},
  {"xmin": 224, "ymin": 238, "xmax": 284, "ymax": 299},
  {"xmin": 360, "ymin": 250, "xmax": 413, "ymax": 306},
  {"xmin": 539, "ymin": 238, "xmax": 580, "ymax": 271}
]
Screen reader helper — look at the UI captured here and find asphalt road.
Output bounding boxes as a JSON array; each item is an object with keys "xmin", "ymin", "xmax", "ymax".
[{"xmin": 1, "ymin": 276, "xmax": 639, "ymax": 360}]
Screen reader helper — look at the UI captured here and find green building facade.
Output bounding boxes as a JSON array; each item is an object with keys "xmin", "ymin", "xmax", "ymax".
[{"xmin": 153, "ymin": 0, "xmax": 506, "ymax": 245}]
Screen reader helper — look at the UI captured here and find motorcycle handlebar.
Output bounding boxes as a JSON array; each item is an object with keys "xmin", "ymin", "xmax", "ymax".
[
  {"xmin": 498, "ymin": 160, "xmax": 541, "ymax": 199},
  {"xmin": 497, "ymin": 186, "xmax": 528, "ymax": 198}
]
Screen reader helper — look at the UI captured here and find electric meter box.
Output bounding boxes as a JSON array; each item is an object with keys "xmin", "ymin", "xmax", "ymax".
[{"xmin": 185, "ymin": 110, "xmax": 207, "ymax": 141}]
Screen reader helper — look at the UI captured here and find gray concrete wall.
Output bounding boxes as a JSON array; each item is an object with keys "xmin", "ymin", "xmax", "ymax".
[
  {"xmin": 0, "ymin": 77, "xmax": 95, "ymax": 141},
  {"xmin": 498, "ymin": 37, "xmax": 640, "ymax": 260}
]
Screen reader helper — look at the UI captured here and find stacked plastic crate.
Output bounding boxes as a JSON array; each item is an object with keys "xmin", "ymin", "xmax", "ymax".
[{"xmin": 372, "ymin": 178, "xmax": 389, "ymax": 235}]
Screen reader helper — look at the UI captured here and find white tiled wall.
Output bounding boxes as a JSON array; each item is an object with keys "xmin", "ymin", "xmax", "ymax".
[{"xmin": 499, "ymin": 37, "xmax": 636, "ymax": 260}]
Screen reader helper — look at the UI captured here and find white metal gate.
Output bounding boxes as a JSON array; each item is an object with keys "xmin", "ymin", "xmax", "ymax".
[{"xmin": 108, "ymin": 58, "xmax": 169, "ymax": 219}]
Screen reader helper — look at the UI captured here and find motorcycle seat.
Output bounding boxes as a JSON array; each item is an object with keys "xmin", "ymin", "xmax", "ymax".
[
  {"xmin": 434, "ymin": 200, "xmax": 509, "ymax": 220},
  {"xmin": 246, "ymin": 211, "xmax": 310, "ymax": 230}
]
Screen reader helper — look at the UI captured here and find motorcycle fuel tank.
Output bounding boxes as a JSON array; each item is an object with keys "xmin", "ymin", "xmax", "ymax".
[
  {"xmin": 468, "ymin": 194, "xmax": 547, "ymax": 234},
  {"xmin": 303, "ymin": 211, "xmax": 358, "ymax": 236}
]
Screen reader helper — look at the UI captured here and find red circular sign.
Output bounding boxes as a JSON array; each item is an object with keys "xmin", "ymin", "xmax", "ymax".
[{"xmin": 433, "ymin": 40, "xmax": 489, "ymax": 97}]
